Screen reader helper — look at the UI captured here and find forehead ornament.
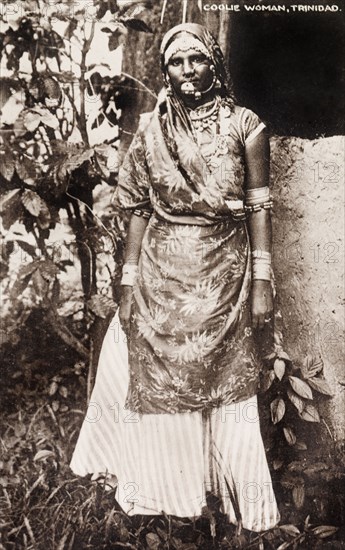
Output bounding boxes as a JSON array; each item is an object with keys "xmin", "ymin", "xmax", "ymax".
[{"xmin": 164, "ymin": 34, "xmax": 210, "ymax": 65}]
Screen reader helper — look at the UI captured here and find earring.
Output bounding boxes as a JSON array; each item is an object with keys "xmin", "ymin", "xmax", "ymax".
[
  {"xmin": 165, "ymin": 75, "xmax": 173, "ymax": 96},
  {"xmin": 210, "ymin": 64, "xmax": 216, "ymax": 74},
  {"xmin": 215, "ymin": 78, "xmax": 222, "ymax": 89}
]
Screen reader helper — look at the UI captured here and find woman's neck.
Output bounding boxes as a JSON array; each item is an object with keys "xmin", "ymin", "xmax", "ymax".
[{"xmin": 181, "ymin": 90, "xmax": 218, "ymax": 110}]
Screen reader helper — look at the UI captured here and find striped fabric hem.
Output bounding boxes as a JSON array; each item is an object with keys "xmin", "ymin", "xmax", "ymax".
[{"xmin": 70, "ymin": 311, "xmax": 280, "ymax": 532}]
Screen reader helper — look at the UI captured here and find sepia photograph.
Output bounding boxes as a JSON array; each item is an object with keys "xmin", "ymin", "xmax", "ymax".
[{"xmin": 0, "ymin": 0, "xmax": 344, "ymax": 548}]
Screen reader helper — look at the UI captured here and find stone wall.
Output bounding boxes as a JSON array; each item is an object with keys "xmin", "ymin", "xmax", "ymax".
[{"xmin": 271, "ymin": 135, "xmax": 345, "ymax": 439}]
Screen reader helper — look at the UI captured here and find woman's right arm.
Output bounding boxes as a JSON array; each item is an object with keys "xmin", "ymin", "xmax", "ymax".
[{"xmin": 119, "ymin": 213, "xmax": 149, "ymax": 333}]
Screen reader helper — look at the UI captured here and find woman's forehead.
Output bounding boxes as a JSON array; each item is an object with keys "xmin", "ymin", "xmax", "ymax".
[
  {"xmin": 170, "ymin": 48, "xmax": 207, "ymax": 59},
  {"xmin": 163, "ymin": 33, "xmax": 210, "ymax": 65}
]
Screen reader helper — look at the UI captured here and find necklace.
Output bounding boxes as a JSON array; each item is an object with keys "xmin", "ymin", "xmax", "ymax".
[{"xmin": 188, "ymin": 96, "xmax": 221, "ymax": 132}]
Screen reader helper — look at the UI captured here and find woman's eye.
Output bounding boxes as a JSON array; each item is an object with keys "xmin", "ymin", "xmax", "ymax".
[
  {"xmin": 192, "ymin": 56, "xmax": 206, "ymax": 64},
  {"xmin": 170, "ymin": 58, "xmax": 182, "ymax": 66}
]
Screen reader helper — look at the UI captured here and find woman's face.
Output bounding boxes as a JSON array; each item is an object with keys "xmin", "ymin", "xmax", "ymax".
[{"xmin": 166, "ymin": 48, "xmax": 214, "ymax": 99}]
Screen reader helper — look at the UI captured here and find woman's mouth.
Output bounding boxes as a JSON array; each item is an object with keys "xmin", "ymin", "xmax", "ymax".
[{"xmin": 180, "ymin": 82, "xmax": 198, "ymax": 94}]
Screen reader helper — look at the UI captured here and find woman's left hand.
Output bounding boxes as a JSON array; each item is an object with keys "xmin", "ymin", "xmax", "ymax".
[{"xmin": 251, "ymin": 280, "xmax": 274, "ymax": 330}]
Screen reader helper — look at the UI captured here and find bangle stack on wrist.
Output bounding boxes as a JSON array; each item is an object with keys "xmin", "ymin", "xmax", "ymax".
[
  {"xmin": 245, "ymin": 186, "xmax": 273, "ymax": 213},
  {"xmin": 120, "ymin": 263, "xmax": 138, "ymax": 286},
  {"xmin": 252, "ymin": 250, "xmax": 271, "ymax": 281}
]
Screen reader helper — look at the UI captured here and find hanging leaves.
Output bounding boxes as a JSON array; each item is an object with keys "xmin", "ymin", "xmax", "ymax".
[
  {"xmin": 32, "ymin": 268, "xmax": 49, "ymax": 298},
  {"xmin": 119, "ymin": 0, "xmax": 153, "ymax": 18},
  {"xmin": 37, "ymin": 201, "xmax": 52, "ymax": 230},
  {"xmin": 287, "ymin": 388, "xmax": 305, "ymax": 413},
  {"xmin": 270, "ymin": 398, "xmax": 286, "ymax": 424},
  {"xmin": 294, "ymin": 440, "xmax": 307, "ymax": 451},
  {"xmin": 9, "ymin": 260, "xmax": 40, "ymax": 300},
  {"xmin": 0, "ymin": 153, "xmax": 16, "ymax": 182},
  {"xmin": 311, "ymin": 525, "xmax": 339, "ymax": 539},
  {"xmin": 0, "ymin": 189, "xmax": 23, "ymax": 230},
  {"xmin": 122, "ymin": 18, "xmax": 153, "ymax": 33},
  {"xmin": 299, "ymin": 403, "xmax": 320, "ymax": 423},
  {"xmin": 261, "ymin": 369, "xmax": 276, "ymax": 391},
  {"xmin": 301, "ymin": 354, "xmax": 324, "ymax": 379},
  {"xmin": 103, "ymin": 27, "xmax": 126, "ymax": 51},
  {"xmin": 16, "ymin": 240, "xmax": 37, "ymax": 258},
  {"xmin": 46, "ymin": 141, "xmax": 95, "ymax": 185},
  {"xmin": 38, "ymin": 259, "xmax": 59, "ymax": 282},
  {"xmin": 277, "ymin": 350, "xmax": 291, "ymax": 361},
  {"xmin": 279, "ymin": 524, "xmax": 300, "ymax": 536},
  {"xmin": 274, "ymin": 358, "xmax": 286, "ymax": 380},
  {"xmin": 283, "ymin": 426, "xmax": 296, "ymax": 446},
  {"xmin": 15, "ymin": 157, "xmax": 38, "ymax": 185},
  {"xmin": 288, "ymin": 376, "xmax": 313, "ymax": 400},
  {"xmin": 273, "ymin": 459, "xmax": 284, "ymax": 470},
  {"xmin": 88, "ymin": 295, "xmax": 116, "ymax": 319},
  {"xmin": 21, "ymin": 189, "xmax": 49, "ymax": 221},
  {"xmin": 307, "ymin": 377, "xmax": 333, "ymax": 396},
  {"xmin": 292, "ymin": 485, "xmax": 305, "ymax": 509},
  {"xmin": 23, "ymin": 106, "xmax": 59, "ymax": 132}
]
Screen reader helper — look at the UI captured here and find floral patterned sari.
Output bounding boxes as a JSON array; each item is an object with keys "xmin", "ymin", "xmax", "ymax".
[{"xmin": 114, "ymin": 95, "xmax": 265, "ymax": 414}]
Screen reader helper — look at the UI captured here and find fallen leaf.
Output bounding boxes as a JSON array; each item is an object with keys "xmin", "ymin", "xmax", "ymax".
[{"xmin": 33, "ymin": 449, "xmax": 55, "ymax": 462}]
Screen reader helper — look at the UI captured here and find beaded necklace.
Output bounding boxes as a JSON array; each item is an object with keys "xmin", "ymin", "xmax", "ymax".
[
  {"xmin": 188, "ymin": 96, "xmax": 224, "ymax": 159},
  {"xmin": 188, "ymin": 95, "xmax": 221, "ymax": 132}
]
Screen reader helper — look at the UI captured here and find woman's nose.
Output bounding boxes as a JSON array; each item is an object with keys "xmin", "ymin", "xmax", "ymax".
[{"xmin": 183, "ymin": 59, "xmax": 194, "ymax": 76}]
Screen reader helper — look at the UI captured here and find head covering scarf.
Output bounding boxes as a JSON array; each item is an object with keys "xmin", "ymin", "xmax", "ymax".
[
  {"xmin": 160, "ymin": 23, "xmax": 234, "ymax": 105},
  {"xmin": 118, "ymin": 24, "xmax": 239, "ymax": 223},
  {"xmin": 156, "ymin": 23, "xmax": 235, "ymax": 141}
]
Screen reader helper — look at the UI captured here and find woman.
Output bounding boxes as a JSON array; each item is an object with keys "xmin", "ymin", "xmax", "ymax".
[{"xmin": 71, "ymin": 23, "xmax": 280, "ymax": 533}]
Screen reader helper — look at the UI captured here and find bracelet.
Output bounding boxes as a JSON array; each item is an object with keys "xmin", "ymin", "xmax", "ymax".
[
  {"xmin": 245, "ymin": 186, "xmax": 270, "ymax": 205},
  {"xmin": 252, "ymin": 250, "xmax": 271, "ymax": 261},
  {"xmin": 120, "ymin": 263, "xmax": 138, "ymax": 286},
  {"xmin": 252, "ymin": 249, "xmax": 271, "ymax": 281},
  {"xmin": 133, "ymin": 209, "xmax": 152, "ymax": 220},
  {"xmin": 245, "ymin": 187, "xmax": 273, "ymax": 213},
  {"xmin": 244, "ymin": 200, "xmax": 273, "ymax": 213},
  {"xmin": 252, "ymin": 264, "xmax": 271, "ymax": 281}
]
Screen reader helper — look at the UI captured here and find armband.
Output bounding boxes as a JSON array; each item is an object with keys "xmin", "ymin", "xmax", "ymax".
[{"xmin": 120, "ymin": 263, "xmax": 138, "ymax": 286}]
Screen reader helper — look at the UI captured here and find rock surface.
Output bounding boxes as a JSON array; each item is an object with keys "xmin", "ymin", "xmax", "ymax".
[{"xmin": 271, "ymin": 135, "xmax": 344, "ymax": 439}]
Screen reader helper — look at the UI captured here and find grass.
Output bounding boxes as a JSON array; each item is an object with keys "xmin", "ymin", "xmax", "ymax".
[{"xmin": 0, "ymin": 360, "xmax": 344, "ymax": 549}]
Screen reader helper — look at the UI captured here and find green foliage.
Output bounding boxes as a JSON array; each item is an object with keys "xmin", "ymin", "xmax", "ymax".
[
  {"xmin": 258, "ymin": 335, "xmax": 345, "ymax": 533},
  {"xmin": 0, "ymin": 389, "xmax": 343, "ymax": 549},
  {"xmin": 0, "ymin": 0, "xmax": 154, "ymax": 367}
]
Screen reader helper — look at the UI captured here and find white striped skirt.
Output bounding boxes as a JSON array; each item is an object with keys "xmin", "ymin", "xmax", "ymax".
[{"xmin": 70, "ymin": 312, "xmax": 280, "ymax": 532}]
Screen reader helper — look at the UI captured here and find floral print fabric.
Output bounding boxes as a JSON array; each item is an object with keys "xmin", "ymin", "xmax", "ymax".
[{"xmin": 114, "ymin": 101, "xmax": 265, "ymax": 414}]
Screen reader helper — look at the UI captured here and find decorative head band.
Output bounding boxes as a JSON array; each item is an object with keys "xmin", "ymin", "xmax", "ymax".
[{"xmin": 163, "ymin": 33, "xmax": 211, "ymax": 65}]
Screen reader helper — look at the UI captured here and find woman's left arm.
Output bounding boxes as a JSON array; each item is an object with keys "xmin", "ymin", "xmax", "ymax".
[{"xmin": 244, "ymin": 128, "xmax": 273, "ymax": 330}]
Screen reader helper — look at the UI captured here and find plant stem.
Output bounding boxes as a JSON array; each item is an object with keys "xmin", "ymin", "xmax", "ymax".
[
  {"xmin": 79, "ymin": 21, "xmax": 96, "ymax": 145},
  {"xmin": 121, "ymin": 72, "xmax": 157, "ymax": 100}
]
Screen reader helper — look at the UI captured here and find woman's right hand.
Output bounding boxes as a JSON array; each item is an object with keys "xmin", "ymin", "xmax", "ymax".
[{"xmin": 119, "ymin": 286, "xmax": 133, "ymax": 334}]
